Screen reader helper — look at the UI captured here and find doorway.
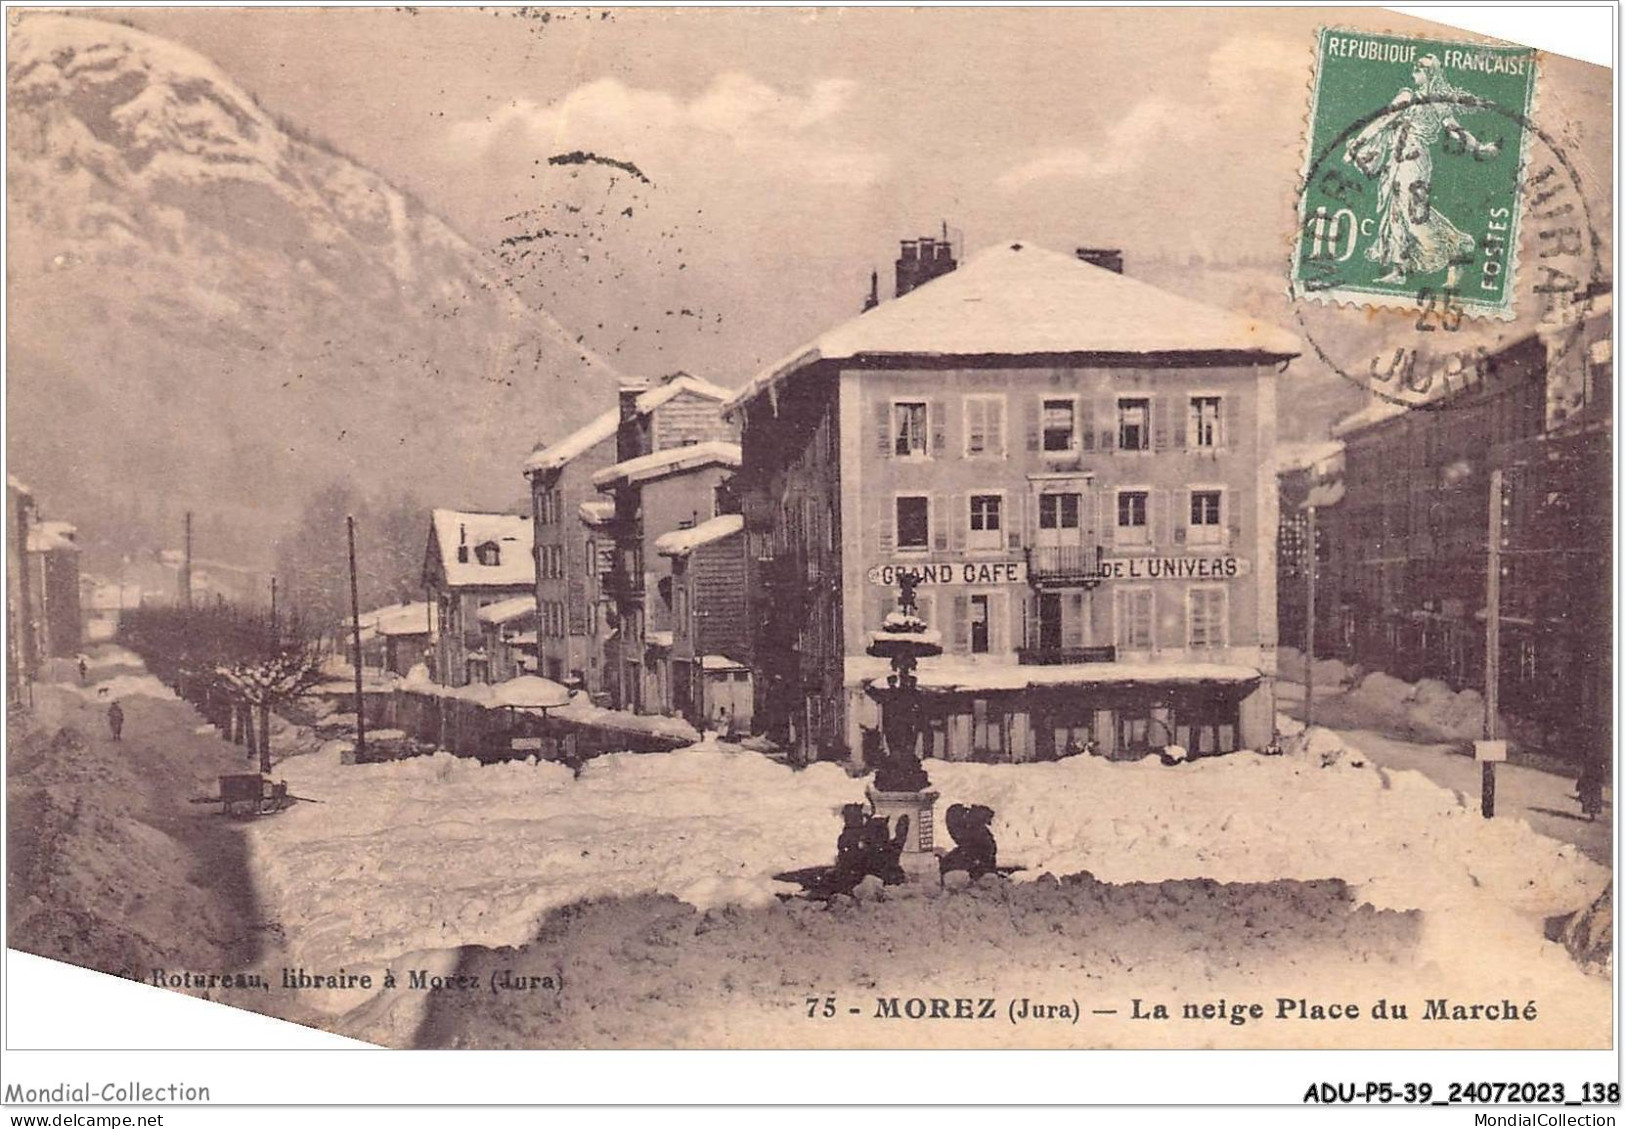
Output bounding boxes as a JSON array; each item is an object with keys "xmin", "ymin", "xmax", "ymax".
[
  {"xmin": 1037, "ymin": 593, "xmax": 1062, "ymax": 652},
  {"xmin": 970, "ymin": 595, "xmax": 990, "ymax": 654}
]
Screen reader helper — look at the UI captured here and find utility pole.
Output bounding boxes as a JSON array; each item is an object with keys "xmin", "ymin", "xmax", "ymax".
[
  {"xmin": 269, "ymin": 576, "xmax": 278, "ymax": 641},
  {"xmin": 1305, "ymin": 503, "xmax": 1317, "ymax": 730},
  {"xmin": 1482, "ymin": 468, "xmax": 1504, "ymax": 819},
  {"xmin": 348, "ymin": 515, "xmax": 367, "ymax": 761},
  {"xmin": 182, "ymin": 510, "xmax": 194, "ymax": 608}
]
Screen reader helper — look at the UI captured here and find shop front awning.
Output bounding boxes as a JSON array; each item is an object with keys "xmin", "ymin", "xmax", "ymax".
[{"xmin": 845, "ymin": 655, "xmax": 1262, "ymax": 696}]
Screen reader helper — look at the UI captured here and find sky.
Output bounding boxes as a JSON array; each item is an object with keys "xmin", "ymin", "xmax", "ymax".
[{"xmin": 117, "ymin": 6, "xmax": 1614, "ymax": 386}]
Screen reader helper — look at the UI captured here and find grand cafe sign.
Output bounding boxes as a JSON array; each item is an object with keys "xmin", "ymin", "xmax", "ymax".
[{"xmin": 866, "ymin": 556, "xmax": 1250, "ymax": 586}]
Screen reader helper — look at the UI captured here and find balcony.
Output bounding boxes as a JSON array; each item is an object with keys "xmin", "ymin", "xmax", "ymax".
[
  {"xmin": 1025, "ymin": 544, "xmax": 1105, "ymax": 588},
  {"xmin": 1017, "ymin": 645, "xmax": 1117, "ymax": 666}
]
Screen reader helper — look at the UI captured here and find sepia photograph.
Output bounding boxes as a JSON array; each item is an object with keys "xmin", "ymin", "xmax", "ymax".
[{"xmin": 2, "ymin": 1, "xmax": 1615, "ymax": 1088}]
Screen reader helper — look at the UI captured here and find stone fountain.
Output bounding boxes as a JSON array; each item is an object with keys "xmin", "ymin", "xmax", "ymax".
[{"xmin": 863, "ymin": 573, "xmax": 945, "ymax": 883}]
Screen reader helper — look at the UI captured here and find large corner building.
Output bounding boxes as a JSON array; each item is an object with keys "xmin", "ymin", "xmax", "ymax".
[{"xmin": 725, "ymin": 240, "xmax": 1301, "ymax": 764}]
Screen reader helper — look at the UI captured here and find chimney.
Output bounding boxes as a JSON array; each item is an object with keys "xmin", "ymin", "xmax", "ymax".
[
  {"xmin": 1076, "ymin": 247, "xmax": 1125, "ymax": 274},
  {"xmin": 456, "ymin": 522, "xmax": 468, "ymax": 564},
  {"xmin": 895, "ymin": 232, "xmax": 958, "ymax": 298},
  {"xmin": 862, "ymin": 269, "xmax": 879, "ymax": 313}
]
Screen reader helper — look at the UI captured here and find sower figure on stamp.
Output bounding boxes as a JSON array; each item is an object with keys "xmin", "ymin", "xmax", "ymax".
[{"xmin": 1345, "ymin": 54, "xmax": 1501, "ymax": 288}]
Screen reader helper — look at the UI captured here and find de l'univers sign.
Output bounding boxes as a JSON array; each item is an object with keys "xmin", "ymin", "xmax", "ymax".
[{"xmin": 866, "ymin": 556, "xmax": 1250, "ymax": 586}]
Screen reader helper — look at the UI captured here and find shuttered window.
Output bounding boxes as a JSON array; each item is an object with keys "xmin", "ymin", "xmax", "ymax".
[
  {"xmin": 1116, "ymin": 490, "xmax": 1150, "ymax": 546},
  {"xmin": 1190, "ymin": 396, "xmax": 1222, "ymax": 448},
  {"xmin": 1039, "ymin": 493, "xmax": 1081, "ymax": 529},
  {"xmin": 1189, "ymin": 490, "xmax": 1223, "ymax": 545},
  {"xmin": 968, "ymin": 494, "xmax": 1002, "ymax": 551},
  {"xmin": 1042, "ymin": 398, "xmax": 1077, "ymax": 452},
  {"xmin": 964, "ymin": 395, "xmax": 1005, "ymax": 457},
  {"xmin": 1188, "ymin": 586, "xmax": 1228, "ymax": 649},
  {"xmin": 1116, "ymin": 588, "xmax": 1154, "ymax": 650},
  {"xmin": 896, "ymin": 495, "xmax": 930, "ymax": 550},
  {"xmin": 1117, "ymin": 398, "xmax": 1151, "ymax": 451},
  {"xmin": 894, "ymin": 402, "xmax": 929, "ymax": 457}
]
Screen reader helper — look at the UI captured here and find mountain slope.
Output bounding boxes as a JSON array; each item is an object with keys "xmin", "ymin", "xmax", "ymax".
[{"xmin": 6, "ymin": 14, "xmax": 619, "ymax": 569}]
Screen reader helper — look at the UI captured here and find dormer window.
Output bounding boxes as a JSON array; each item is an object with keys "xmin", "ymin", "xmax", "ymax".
[{"xmin": 474, "ymin": 541, "xmax": 502, "ymax": 567}]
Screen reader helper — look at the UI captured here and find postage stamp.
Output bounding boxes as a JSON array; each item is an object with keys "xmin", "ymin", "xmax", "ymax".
[{"xmin": 1292, "ymin": 28, "xmax": 1538, "ymax": 318}]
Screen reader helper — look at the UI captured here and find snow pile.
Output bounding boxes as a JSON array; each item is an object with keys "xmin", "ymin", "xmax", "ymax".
[
  {"xmin": 248, "ymin": 740, "xmax": 859, "ymax": 985},
  {"xmin": 1276, "ymin": 647, "xmax": 1358, "ymax": 689},
  {"xmin": 1341, "ymin": 670, "xmax": 1496, "ymax": 741}
]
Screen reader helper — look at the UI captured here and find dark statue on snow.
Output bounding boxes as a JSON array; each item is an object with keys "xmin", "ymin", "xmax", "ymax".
[
  {"xmin": 940, "ymin": 803, "xmax": 998, "ymax": 879},
  {"xmin": 867, "ymin": 570, "xmax": 938, "ymax": 792}
]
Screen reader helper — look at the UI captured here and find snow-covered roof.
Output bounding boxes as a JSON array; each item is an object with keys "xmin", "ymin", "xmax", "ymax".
[
  {"xmin": 591, "ymin": 441, "xmax": 741, "ymax": 489},
  {"xmin": 844, "ymin": 655, "xmax": 1262, "ymax": 694},
  {"xmin": 478, "ymin": 594, "xmax": 538, "ymax": 626},
  {"xmin": 26, "ymin": 520, "xmax": 78, "ymax": 552},
  {"xmin": 1332, "ymin": 397, "xmax": 1410, "ymax": 439},
  {"xmin": 655, "ymin": 513, "xmax": 744, "ymax": 558},
  {"xmin": 1302, "ymin": 482, "xmax": 1346, "ymax": 510},
  {"xmin": 578, "ymin": 500, "xmax": 616, "ymax": 527},
  {"xmin": 353, "ymin": 601, "xmax": 433, "ymax": 637},
  {"xmin": 523, "ymin": 374, "xmax": 734, "ymax": 474},
  {"xmin": 429, "ymin": 509, "xmax": 533, "ymax": 588},
  {"xmin": 701, "ymin": 654, "xmax": 748, "ymax": 672},
  {"xmin": 7, "ymin": 475, "xmax": 32, "ymax": 496},
  {"xmin": 725, "ymin": 241, "xmax": 1301, "ymax": 412},
  {"xmin": 646, "ymin": 630, "xmax": 675, "ymax": 649},
  {"xmin": 1275, "ymin": 439, "xmax": 1345, "ymax": 475}
]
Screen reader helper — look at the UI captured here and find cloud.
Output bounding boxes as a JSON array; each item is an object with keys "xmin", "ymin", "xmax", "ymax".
[
  {"xmin": 995, "ymin": 98, "xmax": 1188, "ymax": 190},
  {"xmin": 996, "ymin": 34, "xmax": 1308, "ymax": 193},
  {"xmin": 451, "ymin": 73, "xmax": 886, "ymax": 187}
]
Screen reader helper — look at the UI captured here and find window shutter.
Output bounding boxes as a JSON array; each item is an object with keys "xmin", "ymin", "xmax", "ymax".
[
  {"xmin": 1174, "ymin": 488, "xmax": 1189, "ymax": 544},
  {"xmin": 1223, "ymin": 393, "xmax": 1241, "ymax": 450},
  {"xmin": 1100, "ymin": 399, "xmax": 1115, "ymax": 452},
  {"xmin": 1152, "ymin": 395, "xmax": 1169, "ymax": 451},
  {"xmin": 1173, "ymin": 396, "xmax": 1189, "ymax": 449},
  {"xmin": 930, "ymin": 399, "xmax": 947, "ymax": 457},
  {"xmin": 1084, "ymin": 490, "xmax": 1100, "ymax": 543},
  {"xmin": 1101, "ymin": 492, "xmax": 1115, "ymax": 545},
  {"xmin": 948, "ymin": 493, "xmax": 965, "ymax": 551},
  {"xmin": 963, "ymin": 397, "xmax": 982, "ymax": 456},
  {"xmin": 1008, "ymin": 492, "xmax": 1025, "ymax": 551},
  {"xmin": 1228, "ymin": 496, "xmax": 1244, "ymax": 546},
  {"xmin": 877, "ymin": 500, "xmax": 894, "ymax": 554},
  {"xmin": 952, "ymin": 594, "xmax": 970, "ymax": 652},
  {"xmin": 875, "ymin": 400, "xmax": 892, "ymax": 457},
  {"xmin": 1080, "ymin": 400, "xmax": 1096, "ymax": 452},
  {"xmin": 1024, "ymin": 397, "xmax": 1041, "ymax": 453},
  {"xmin": 1164, "ymin": 589, "xmax": 1186, "ymax": 650},
  {"xmin": 1155, "ymin": 489, "xmax": 1172, "ymax": 548},
  {"xmin": 988, "ymin": 398, "xmax": 1005, "ymax": 457},
  {"xmin": 1063, "ymin": 592, "xmax": 1085, "ymax": 649}
]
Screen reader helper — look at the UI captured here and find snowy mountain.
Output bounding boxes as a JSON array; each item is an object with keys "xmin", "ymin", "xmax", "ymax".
[{"xmin": 6, "ymin": 14, "xmax": 620, "ymax": 566}]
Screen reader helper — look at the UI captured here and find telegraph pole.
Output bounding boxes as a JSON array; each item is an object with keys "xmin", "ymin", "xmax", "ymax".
[
  {"xmin": 269, "ymin": 576, "xmax": 279, "ymax": 645},
  {"xmin": 1305, "ymin": 503, "xmax": 1317, "ymax": 729},
  {"xmin": 182, "ymin": 510, "xmax": 194, "ymax": 608},
  {"xmin": 1481, "ymin": 469, "xmax": 1504, "ymax": 819},
  {"xmin": 348, "ymin": 515, "xmax": 367, "ymax": 760}
]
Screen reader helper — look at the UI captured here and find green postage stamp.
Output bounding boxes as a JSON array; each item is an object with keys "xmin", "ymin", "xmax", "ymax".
[{"xmin": 1293, "ymin": 29, "xmax": 1537, "ymax": 318}]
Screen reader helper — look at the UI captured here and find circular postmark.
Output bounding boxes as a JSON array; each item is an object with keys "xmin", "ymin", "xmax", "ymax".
[{"xmin": 1293, "ymin": 85, "xmax": 1604, "ymax": 413}]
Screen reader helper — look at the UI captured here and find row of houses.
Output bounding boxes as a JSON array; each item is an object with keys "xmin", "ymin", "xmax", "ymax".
[
  {"xmin": 6, "ymin": 475, "xmax": 83, "ymax": 698},
  {"xmin": 1276, "ymin": 287, "xmax": 1613, "ymax": 760},
  {"xmin": 398, "ymin": 235, "xmax": 1308, "ymax": 765}
]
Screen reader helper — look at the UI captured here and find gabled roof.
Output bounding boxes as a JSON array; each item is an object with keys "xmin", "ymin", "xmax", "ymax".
[
  {"xmin": 428, "ymin": 509, "xmax": 533, "ymax": 588},
  {"xmin": 725, "ymin": 240, "xmax": 1301, "ymax": 411},
  {"xmin": 523, "ymin": 373, "xmax": 734, "ymax": 475},
  {"xmin": 591, "ymin": 441, "xmax": 741, "ymax": 490},
  {"xmin": 655, "ymin": 513, "xmax": 744, "ymax": 558}
]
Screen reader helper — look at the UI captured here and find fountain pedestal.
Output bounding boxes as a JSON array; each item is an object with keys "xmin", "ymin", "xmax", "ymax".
[{"xmin": 866, "ymin": 786, "xmax": 941, "ymax": 882}]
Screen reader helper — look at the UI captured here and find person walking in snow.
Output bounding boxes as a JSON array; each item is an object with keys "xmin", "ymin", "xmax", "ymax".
[
  {"xmin": 106, "ymin": 700, "xmax": 124, "ymax": 743},
  {"xmin": 77, "ymin": 656, "xmax": 88, "ymax": 684},
  {"xmin": 1577, "ymin": 758, "xmax": 1604, "ymax": 822}
]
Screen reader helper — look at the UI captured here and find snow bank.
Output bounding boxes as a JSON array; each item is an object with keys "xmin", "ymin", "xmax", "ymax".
[
  {"xmin": 251, "ymin": 723, "xmax": 1607, "ymax": 1031},
  {"xmin": 249, "ymin": 740, "xmax": 858, "ymax": 987},
  {"xmin": 1340, "ymin": 670, "xmax": 1500, "ymax": 742},
  {"xmin": 1276, "ymin": 647, "xmax": 1357, "ymax": 689}
]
